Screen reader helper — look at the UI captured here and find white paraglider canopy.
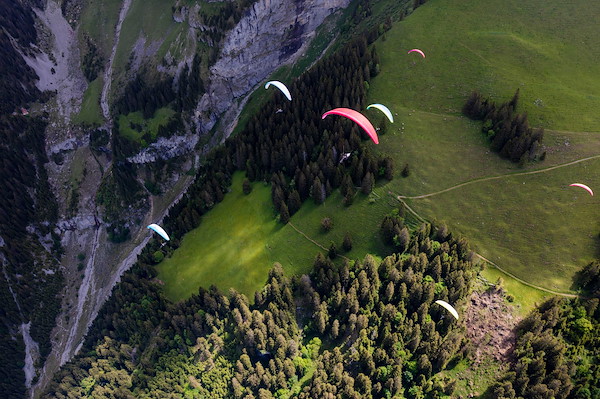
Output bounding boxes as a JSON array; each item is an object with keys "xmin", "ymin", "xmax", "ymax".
[
  {"xmin": 435, "ymin": 300, "xmax": 459, "ymax": 320},
  {"xmin": 264, "ymin": 80, "xmax": 292, "ymax": 101},
  {"xmin": 147, "ymin": 223, "xmax": 170, "ymax": 241}
]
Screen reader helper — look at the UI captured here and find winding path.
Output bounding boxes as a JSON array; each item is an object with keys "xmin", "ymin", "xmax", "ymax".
[
  {"xmin": 389, "ymin": 153, "xmax": 600, "ymax": 298},
  {"xmin": 397, "ymin": 154, "xmax": 600, "ymax": 200},
  {"xmin": 287, "ymin": 222, "xmax": 350, "ymax": 262},
  {"xmin": 391, "ymin": 194, "xmax": 582, "ymax": 298}
]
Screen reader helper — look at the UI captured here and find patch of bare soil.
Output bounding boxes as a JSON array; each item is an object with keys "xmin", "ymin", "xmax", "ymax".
[{"xmin": 465, "ymin": 287, "xmax": 520, "ymax": 365}]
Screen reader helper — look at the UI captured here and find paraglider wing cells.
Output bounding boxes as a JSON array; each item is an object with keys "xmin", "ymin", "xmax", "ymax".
[
  {"xmin": 322, "ymin": 108, "xmax": 379, "ymax": 144},
  {"xmin": 407, "ymin": 48, "xmax": 426, "ymax": 58}
]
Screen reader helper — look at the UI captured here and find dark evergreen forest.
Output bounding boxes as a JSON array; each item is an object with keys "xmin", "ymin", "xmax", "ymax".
[
  {"xmin": 0, "ymin": 0, "xmax": 41, "ymax": 115},
  {"xmin": 489, "ymin": 295, "xmax": 599, "ymax": 399},
  {"xmin": 462, "ymin": 90, "xmax": 545, "ymax": 164},
  {"xmin": 44, "ymin": 220, "xmax": 475, "ymax": 398},
  {"xmin": 0, "ymin": 2, "xmax": 64, "ymax": 392},
  {"xmin": 0, "ymin": 115, "xmax": 63, "ymax": 398}
]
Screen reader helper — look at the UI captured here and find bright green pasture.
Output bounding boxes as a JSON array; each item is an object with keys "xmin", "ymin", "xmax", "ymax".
[
  {"xmin": 74, "ymin": 77, "xmax": 103, "ymax": 125},
  {"xmin": 156, "ymin": 173, "xmax": 399, "ymax": 302},
  {"xmin": 157, "ymin": 173, "xmax": 280, "ymax": 301},
  {"xmin": 373, "ymin": 106, "xmax": 600, "ymax": 293},
  {"xmin": 364, "ymin": 0, "xmax": 600, "ymax": 292},
  {"xmin": 118, "ymin": 107, "xmax": 175, "ymax": 145},
  {"xmin": 372, "ymin": 0, "xmax": 600, "ymax": 132}
]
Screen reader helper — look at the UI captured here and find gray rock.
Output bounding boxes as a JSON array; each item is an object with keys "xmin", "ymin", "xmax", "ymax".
[{"xmin": 195, "ymin": 0, "xmax": 350, "ymax": 137}]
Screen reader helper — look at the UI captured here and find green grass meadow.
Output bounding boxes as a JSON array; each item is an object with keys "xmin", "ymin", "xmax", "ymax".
[
  {"xmin": 365, "ymin": 0, "xmax": 600, "ymax": 293},
  {"xmin": 112, "ymin": 0, "xmax": 187, "ymax": 75},
  {"xmin": 74, "ymin": 77, "xmax": 103, "ymax": 125},
  {"xmin": 373, "ymin": 0, "xmax": 600, "ymax": 132},
  {"xmin": 157, "ymin": 173, "xmax": 280, "ymax": 301},
  {"xmin": 118, "ymin": 107, "xmax": 175, "ymax": 145},
  {"xmin": 79, "ymin": 0, "xmax": 122, "ymax": 55},
  {"xmin": 158, "ymin": 0, "xmax": 600, "ymax": 303}
]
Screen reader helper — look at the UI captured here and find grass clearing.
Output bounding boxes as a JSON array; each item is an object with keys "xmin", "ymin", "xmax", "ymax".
[
  {"xmin": 441, "ymin": 357, "xmax": 506, "ymax": 398},
  {"xmin": 73, "ymin": 77, "xmax": 103, "ymax": 125},
  {"xmin": 79, "ymin": 0, "xmax": 122, "ymax": 55},
  {"xmin": 157, "ymin": 173, "xmax": 281, "ymax": 302},
  {"xmin": 112, "ymin": 0, "xmax": 179, "ymax": 74},
  {"xmin": 365, "ymin": 0, "xmax": 600, "ymax": 293},
  {"xmin": 118, "ymin": 107, "xmax": 175, "ymax": 145}
]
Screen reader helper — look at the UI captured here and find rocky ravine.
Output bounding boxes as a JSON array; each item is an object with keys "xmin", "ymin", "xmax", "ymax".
[
  {"xmin": 196, "ymin": 0, "xmax": 351, "ymax": 141},
  {"xmin": 22, "ymin": 0, "xmax": 351, "ymax": 397}
]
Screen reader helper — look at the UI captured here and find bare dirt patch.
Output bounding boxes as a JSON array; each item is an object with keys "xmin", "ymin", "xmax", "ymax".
[{"xmin": 465, "ymin": 286, "xmax": 520, "ymax": 365}]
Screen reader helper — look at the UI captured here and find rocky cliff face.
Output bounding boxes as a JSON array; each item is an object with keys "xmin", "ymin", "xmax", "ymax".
[{"xmin": 196, "ymin": 0, "xmax": 350, "ymax": 139}]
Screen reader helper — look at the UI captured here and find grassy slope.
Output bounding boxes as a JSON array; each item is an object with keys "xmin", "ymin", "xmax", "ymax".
[
  {"xmin": 375, "ymin": 0, "xmax": 600, "ymax": 132},
  {"xmin": 367, "ymin": 0, "xmax": 600, "ymax": 293},
  {"xmin": 73, "ymin": 77, "xmax": 103, "ymax": 125},
  {"xmin": 157, "ymin": 173, "xmax": 307, "ymax": 302},
  {"xmin": 158, "ymin": 0, "xmax": 599, "ymax": 303},
  {"xmin": 78, "ymin": 0, "xmax": 122, "ymax": 56},
  {"xmin": 118, "ymin": 107, "xmax": 175, "ymax": 144},
  {"xmin": 112, "ymin": 0, "xmax": 186, "ymax": 76}
]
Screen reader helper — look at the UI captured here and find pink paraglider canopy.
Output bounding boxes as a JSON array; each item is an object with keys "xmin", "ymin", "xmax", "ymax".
[
  {"xmin": 569, "ymin": 183, "xmax": 594, "ymax": 196},
  {"xmin": 322, "ymin": 108, "xmax": 379, "ymax": 144},
  {"xmin": 408, "ymin": 48, "xmax": 426, "ymax": 58}
]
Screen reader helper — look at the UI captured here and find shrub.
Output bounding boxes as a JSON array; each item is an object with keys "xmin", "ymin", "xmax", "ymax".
[{"xmin": 321, "ymin": 217, "xmax": 333, "ymax": 232}]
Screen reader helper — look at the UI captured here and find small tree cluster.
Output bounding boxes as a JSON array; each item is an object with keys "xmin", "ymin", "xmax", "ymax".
[{"xmin": 463, "ymin": 89, "xmax": 545, "ymax": 163}]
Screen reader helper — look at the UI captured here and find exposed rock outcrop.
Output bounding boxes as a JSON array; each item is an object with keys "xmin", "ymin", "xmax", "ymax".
[
  {"xmin": 127, "ymin": 133, "xmax": 200, "ymax": 163},
  {"xmin": 196, "ymin": 0, "xmax": 350, "ymax": 138},
  {"xmin": 21, "ymin": 0, "xmax": 86, "ymax": 123}
]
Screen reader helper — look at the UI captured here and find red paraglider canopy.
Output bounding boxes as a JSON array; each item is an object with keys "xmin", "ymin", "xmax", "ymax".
[{"xmin": 322, "ymin": 108, "xmax": 379, "ymax": 144}]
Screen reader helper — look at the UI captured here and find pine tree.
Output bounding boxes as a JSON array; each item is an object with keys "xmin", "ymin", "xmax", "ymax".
[
  {"xmin": 243, "ymin": 178, "xmax": 252, "ymax": 195},
  {"xmin": 328, "ymin": 242, "xmax": 337, "ymax": 259},
  {"xmin": 361, "ymin": 172, "xmax": 374, "ymax": 194},
  {"xmin": 342, "ymin": 232, "xmax": 353, "ymax": 252},
  {"xmin": 311, "ymin": 177, "xmax": 325, "ymax": 205},
  {"xmin": 280, "ymin": 203, "xmax": 290, "ymax": 224},
  {"xmin": 287, "ymin": 190, "xmax": 301, "ymax": 215}
]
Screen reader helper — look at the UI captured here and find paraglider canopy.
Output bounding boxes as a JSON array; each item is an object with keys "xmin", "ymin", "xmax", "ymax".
[
  {"xmin": 322, "ymin": 108, "xmax": 379, "ymax": 144},
  {"xmin": 408, "ymin": 48, "xmax": 426, "ymax": 58},
  {"xmin": 367, "ymin": 103, "xmax": 394, "ymax": 123},
  {"xmin": 434, "ymin": 300, "xmax": 459, "ymax": 320},
  {"xmin": 569, "ymin": 183, "xmax": 593, "ymax": 196},
  {"xmin": 264, "ymin": 80, "xmax": 292, "ymax": 101},
  {"xmin": 147, "ymin": 224, "xmax": 170, "ymax": 241}
]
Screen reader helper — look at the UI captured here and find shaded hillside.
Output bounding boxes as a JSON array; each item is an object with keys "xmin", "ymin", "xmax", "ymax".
[
  {"xmin": 0, "ymin": 0, "xmax": 41, "ymax": 114},
  {"xmin": 0, "ymin": 115, "xmax": 63, "ymax": 397}
]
